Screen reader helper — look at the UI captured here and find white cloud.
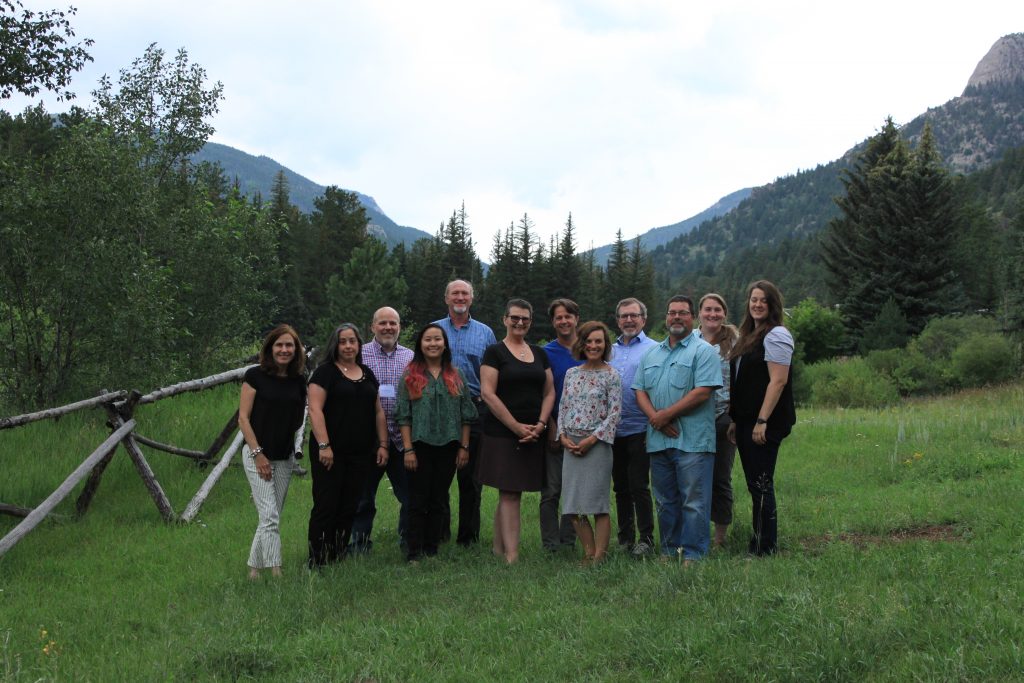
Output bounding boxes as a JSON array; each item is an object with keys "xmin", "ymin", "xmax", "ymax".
[{"xmin": 9, "ymin": 0, "xmax": 1024, "ymax": 255}]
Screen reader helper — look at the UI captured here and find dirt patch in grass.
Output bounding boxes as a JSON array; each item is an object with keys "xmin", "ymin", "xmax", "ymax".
[{"xmin": 800, "ymin": 523, "xmax": 964, "ymax": 552}]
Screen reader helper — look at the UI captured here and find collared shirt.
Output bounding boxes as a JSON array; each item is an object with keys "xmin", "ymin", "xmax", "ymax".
[
  {"xmin": 610, "ymin": 330, "xmax": 658, "ymax": 437},
  {"xmin": 543, "ymin": 338, "xmax": 583, "ymax": 421},
  {"xmin": 631, "ymin": 333, "xmax": 721, "ymax": 453},
  {"xmin": 361, "ymin": 338, "xmax": 414, "ymax": 447},
  {"xmin": 432, "ymin": 315, "xmax": 497, "ymax": 399},
  {"xmin": 395, "ymin": 368, "xmax": 478, "ymax": 447}
]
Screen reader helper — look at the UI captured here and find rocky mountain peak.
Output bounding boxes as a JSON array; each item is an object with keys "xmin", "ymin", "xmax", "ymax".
[{"xmin": 964, "ymin": 33, "xmax": 1024, "ymax": 93}]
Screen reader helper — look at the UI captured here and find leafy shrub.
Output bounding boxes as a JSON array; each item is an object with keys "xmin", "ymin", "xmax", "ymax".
[
  {"xmin": 788, "ymin": 298, "xmax": 846, "ymax": 364},
  {"xmin": 807, "ymin": 357, "xmax": 900, "ymax": 408},
  {"xmin": 911, "ymin": 315, "xmax": 998, "ymax": 361},
  {"xmin": 950, "ymin": 333, "xmax": 1020, "ymax": 386},
  {"xmin": 864, "ymin": 348, "xmax": 902, "ymax": 376},
  {"xmin": 892, "ymin": 348, "xmax": 950, "ymax": 396}
]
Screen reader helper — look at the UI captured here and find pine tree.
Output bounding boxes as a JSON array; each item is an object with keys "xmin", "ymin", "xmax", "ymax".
[{"xmin": 821, "ymin": 118, "xmax": 964, "ymax": 341}]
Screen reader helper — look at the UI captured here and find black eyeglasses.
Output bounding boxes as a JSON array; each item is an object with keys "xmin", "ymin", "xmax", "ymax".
[
  {"xmin": 667, "ymin": 309, "xmax": 693, "ymax": 318},
  {"xmin": 507, "ymin": 315, "xmax": 531, "ymax": 324},
  {"xmin": 617, "ymin": 313, "xmax": 643, "ymax": 320}
]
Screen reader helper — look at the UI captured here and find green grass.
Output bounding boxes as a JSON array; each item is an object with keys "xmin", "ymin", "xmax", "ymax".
[{"xmin": 2, "ymin": 383, "xmax": 1023, "ymax": 681}]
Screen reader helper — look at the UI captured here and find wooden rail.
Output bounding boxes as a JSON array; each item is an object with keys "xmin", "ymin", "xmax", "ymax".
[
  {"xmin": 0, "ymin": 420, "xmax": 135, "ymax": 557},
  {"xmin": 0, "ymin": 363, "xmax": 269, "ymax": 558}
]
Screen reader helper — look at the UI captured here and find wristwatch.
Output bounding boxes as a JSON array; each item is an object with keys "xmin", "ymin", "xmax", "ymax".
[
  {"xmin": 318, "ymin": 441, "xmax": 331, "ymax": 450},
  {"xmin": 755, "ymin": 418, "xmax": 768, "ymax": 425}
]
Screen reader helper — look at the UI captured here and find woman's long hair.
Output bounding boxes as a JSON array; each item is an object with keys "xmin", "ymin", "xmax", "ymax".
[
  {"xmin": 404, "ymin": 324, "xmax": 464, "ymax": 399},
  {"xmin": 319, "ymin": 323, "xmax": 364, "ymax": 366},
  {"xmin": 730, "ymin": 280, "xmax": 785, "ymax": 360}
]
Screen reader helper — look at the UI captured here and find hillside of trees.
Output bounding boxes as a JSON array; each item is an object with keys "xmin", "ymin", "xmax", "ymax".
[{"xmin": 3, "ymin": 8, "xmax": 1023, "ymax": 412}]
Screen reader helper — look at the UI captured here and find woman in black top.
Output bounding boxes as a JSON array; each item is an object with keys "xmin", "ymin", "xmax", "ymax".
[
  {"xmin": 307, "ymin": 323, "xmax": 389, "ymax": 567},
  {"xmin": 239, "ymin": 324, "xmax": 307, "ymax": 579},
  {"xmin": 479, "ymin": 299, "xmax": 555, "ymax": 564},
  {"xmin": 727, "ymin": 281, "xmax": 796, "ymax": 556}
]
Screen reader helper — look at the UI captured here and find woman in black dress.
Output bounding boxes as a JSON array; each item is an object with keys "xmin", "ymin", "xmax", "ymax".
[
  {"xmin": 238, "ymin": 324, "xmax": 307, "ymax": 579},
  {"xmin": 478, "ymin": 299, "xmax": 555, "ymax": 564},
  {"xmin": 307, "ymin": 323, "xmax": 389, "ymax": 567}
]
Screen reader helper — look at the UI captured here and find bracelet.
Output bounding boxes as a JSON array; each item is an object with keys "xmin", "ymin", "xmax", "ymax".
[
  {"xmin": 459, "ymin": 443, "xmax": 469, "ymax": 450},
  {"xmin": 317, "ymin": 441, "xmax": 330, "ymax": 450},
  {"xmin": 405, "ymin": 448, "xmax": 416, "ymax": 455},
  {"xmin": 251, "ymin": 446, "xmax": 264, "ymax": 456},
  {"xmin": 377, "ymin": 444, "xmax": 388, "ymax": 450}
]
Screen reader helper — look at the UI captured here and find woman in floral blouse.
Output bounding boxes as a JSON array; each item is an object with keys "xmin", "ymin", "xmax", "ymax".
[{"xmin": 557, "ymin": 321, "xmax": 622, "ymax": 565}]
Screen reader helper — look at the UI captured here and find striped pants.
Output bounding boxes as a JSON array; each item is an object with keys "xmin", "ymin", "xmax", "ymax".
[{"xmin": 243, "ymin": 445, "xmax": 294, "ymax": 568}]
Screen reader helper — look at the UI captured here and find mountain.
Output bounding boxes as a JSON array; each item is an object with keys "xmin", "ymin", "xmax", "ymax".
[
  {"xmin": 587, "ymin": 187, "xmax": 751, "ymax": 265},
  {"xmin": 647, "ymin": 33, "xmax": 1024, "ymax": 306},
  {"xmin": 192, "ymin": 142, "xmax": 434, "ymax": 249}
]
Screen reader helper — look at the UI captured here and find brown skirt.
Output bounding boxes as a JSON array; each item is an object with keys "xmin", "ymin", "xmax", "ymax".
[{"xmin": 476, "ymin": 434, "xmax": 544, "ymax": 492}]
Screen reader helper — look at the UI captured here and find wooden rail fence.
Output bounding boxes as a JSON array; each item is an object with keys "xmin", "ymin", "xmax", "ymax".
[{"xmin": 0, "ymin": 364, "xmax": 306, "ymax": 559}]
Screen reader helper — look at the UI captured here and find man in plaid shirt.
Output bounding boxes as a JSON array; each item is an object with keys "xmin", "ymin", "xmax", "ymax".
[{"xmin": 351, "ymin": 306, "xmax": 414, "ymax": 553}]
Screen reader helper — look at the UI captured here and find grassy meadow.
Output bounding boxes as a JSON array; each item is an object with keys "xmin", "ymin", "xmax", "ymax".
[{"xmin": 1, "ymin": 382, "xmax": 1023, "ymax": 681}]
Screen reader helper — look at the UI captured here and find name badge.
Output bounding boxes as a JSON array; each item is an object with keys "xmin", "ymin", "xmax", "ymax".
[{"xmin": 379, "ymin": 384, "xmax": 397, "ymax": 398}]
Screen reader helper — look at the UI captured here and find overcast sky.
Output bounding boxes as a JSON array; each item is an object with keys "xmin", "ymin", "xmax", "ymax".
[{"xmin": 8, "ymin": 1, "xmax": 1023, "ymax": 254}]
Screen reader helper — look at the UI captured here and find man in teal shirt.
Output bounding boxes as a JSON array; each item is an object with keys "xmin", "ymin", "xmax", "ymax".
[{"xmin": 632, "ymin": 295, "xmax": 721, "ymax": 562}]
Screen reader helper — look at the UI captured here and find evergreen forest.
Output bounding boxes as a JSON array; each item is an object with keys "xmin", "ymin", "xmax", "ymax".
[{"xmin": 3, "ymin": 7, "xmax": 1024, "ymax": 412}]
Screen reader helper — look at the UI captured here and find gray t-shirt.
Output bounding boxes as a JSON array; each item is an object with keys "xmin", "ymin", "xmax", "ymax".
[{"xmin": 764, "ymin": 326, "xmax": 794, "ymax": 365}]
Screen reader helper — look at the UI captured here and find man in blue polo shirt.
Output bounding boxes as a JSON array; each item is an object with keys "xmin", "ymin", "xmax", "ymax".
[
  {"xmin": 433, "ymin": 279, "xmax": 497, "ymax": 546},
  {"xmin": 633, "ymin": 295, "xmax": 721, "ymax": 563},
  {"xmin": 541, "ymin": 298, "xmax": 582, "ymax": 551}
]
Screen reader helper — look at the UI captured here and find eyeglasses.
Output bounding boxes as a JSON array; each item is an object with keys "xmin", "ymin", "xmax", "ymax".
[
  {"xmin": 617, "ymin": 313, "xmax": 643, "ymax": 320},
  {"xmin": 667, "ymin": 310, "xmax": 693, "ymax": 318},
  {"xmin": 507, "ymin": 315, "xmax": 531, "ymax": 324}
]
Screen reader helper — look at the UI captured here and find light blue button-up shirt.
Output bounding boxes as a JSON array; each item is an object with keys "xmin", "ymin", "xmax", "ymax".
[
  {"xmin": 632, "ymin": 333, "xmax": 721, "ymax": 453},
  {"xmin": 610, "ymin": 330, "xmax": 658, "ymax": 437},
  {"xmin": 432, "ymin": 315, "xmax": 497, "ymax": 399}
]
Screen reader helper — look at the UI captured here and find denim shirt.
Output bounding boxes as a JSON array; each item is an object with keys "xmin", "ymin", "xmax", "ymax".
[{"xmin": 631, "ymin": 333, "xmax": 721, "ymax": 454}]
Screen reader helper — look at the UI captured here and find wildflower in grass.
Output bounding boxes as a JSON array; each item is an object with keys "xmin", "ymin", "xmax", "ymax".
[{"xmin": 913, "ymin": 452, "xmax": 923, "ymax": 460}]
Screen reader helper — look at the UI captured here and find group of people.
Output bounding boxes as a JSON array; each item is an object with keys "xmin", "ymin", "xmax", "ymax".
[{"xmin": 237, "ymin": 278, "xmax": 796, "ymax": 577}]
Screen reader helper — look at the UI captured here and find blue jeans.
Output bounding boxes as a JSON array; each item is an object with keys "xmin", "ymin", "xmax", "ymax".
[{"xmin": 649, "ymin": 449, "xmax": 714, "ymax": 560}]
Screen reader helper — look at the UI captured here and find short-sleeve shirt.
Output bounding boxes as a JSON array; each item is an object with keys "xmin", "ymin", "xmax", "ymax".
[
  {"xmin": 432, "ymin": 316, "xmax": 497, "ymax": 399},
  {"xmin": 243, "ymin": 367, "xmax": 307, "ymax": 460},
  {"xmin": 308, "ymin": 363, "xmax": 379, "ymax": 456},
  {"xmin": 361, "ymin": 339, "xmax": 414, "ymax": 448},
  {"xmin": 631, "ymin": 334, "xmax": 722, "ymax": 454},
  {"xmin": 481, "ymin": 343, "xmax": 550, "ymax": 439}
]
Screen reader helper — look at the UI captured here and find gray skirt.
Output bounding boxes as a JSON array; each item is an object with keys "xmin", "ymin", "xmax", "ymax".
[{"xmin": 561, "ymin": 431, "xmax": 613, "ymax": 515}]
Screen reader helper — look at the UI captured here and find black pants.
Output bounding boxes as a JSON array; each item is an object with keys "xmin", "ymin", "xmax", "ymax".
[
  {"xmin": 307, "ymin": 444, "xmax": 373, "ymax": 567},
  {"xmin": 406, "ymin": 441, "xmax": 459, "ymax": 560},
  {"xmin": 612, "ymin": 432, "xmax": 655, "ymax": 547},
  {"xmin": 442, "ymin": 402, "xmax": 487, "ymax": 544},
  {"xmin": 735, "ymin": 420, "xmax": 789, "ymax": 556}
]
